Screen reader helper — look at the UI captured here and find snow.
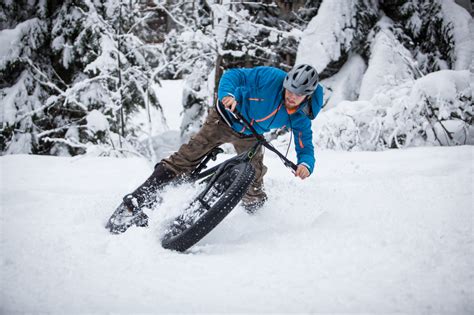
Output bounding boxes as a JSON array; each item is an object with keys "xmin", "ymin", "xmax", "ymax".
[
  {"xmin": 358, "ymin": 17, "xmax": 416, "ymax": 101},
  {"xmin": 296, "ymin": 0, "xmax": 356, "ymax": 72},
  {"xmin": 84, "ymin": 35, "xmax": 117, "ymax": 75},
  {"xmin": 211, "ymin": 1, "xmax": 231, "ymax": 47},
  {"xmin": 1, "ymin": 1, "xmax": 473, "ymax": 310},
  {"xmin": 439, "ymin": 0, "xmax": 474, "ymax": 70},
  {"xmin": 315, "ymin": 67, "xmax": 473, "ymax": 150},
  {"xmin": 155, "ymin": 80, "xmax": 184, "ymax": 131},
  {"xmin": 1, "ymin": 74, "xmax": 23, "ymax": 126},
  {"xmin": 1, "ymin": 145, "xmax": 473, "ymax": 313},
  {"xmin": 86, "ymin": 109, "xmax": 109, "ymax": 133},
  {"xmin": 4, "ymin": 133, "xmax": 32, "ymax": 155},
  {"xmin": 320, "ymin": 54, "xmax": 367, "ymax": 109},
  {"xmin": 129, "ymin": 80, "xmax": 184, "ymax": 162},
  {"xmin": 77, "ymin": 82, "xmax": 112, "ymax": 110},
  {"xmin": 0, "ymin": 18, "xmax": 46, "ymax": 70},
  {"xmin": 411, "ymin": 69, "xmax": 472, "ymax": 102},
  {"xmin": 0, "ymin": 25, "xmax": 20, "ymax": 60}
]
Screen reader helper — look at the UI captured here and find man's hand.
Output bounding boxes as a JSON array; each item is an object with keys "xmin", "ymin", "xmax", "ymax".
[
  {"xmin": 222, "ymin": 96, "xmax": 237, "ymax": 112},
  {"xmin": 295, "ymin": 164, "xmax": 310, "ymax": 180}
]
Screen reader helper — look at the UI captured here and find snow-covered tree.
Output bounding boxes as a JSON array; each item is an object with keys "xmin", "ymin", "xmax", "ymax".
[
  {"xmin": 298, "ymin": 0, "xmax": 473, "ymax": 150},
  {"xmin": 3, "ymin": 0, "xmax": 470, "ymax": 156},
  {"xmin": 315, "ymin": 69, "xmax": 473, "ymax": 150},
  {"xmin": 0, "ymin": 0, "xmax": 165, "ymax": 155},
  {"xmin": 46, "ymin": 0, "xmax": 165, "ymax": 156},
  {"xmin": 1, "ymin": 0, "xmax": 165, "ymax": 156},
  {"xmin": 0, "ymin": 1, "xmax": 51, "ymax": 154}
]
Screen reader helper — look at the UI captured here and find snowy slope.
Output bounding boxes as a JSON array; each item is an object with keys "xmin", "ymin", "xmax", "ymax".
[{"xmin": 1, "ymin": 146, "xmax": 473, "ymax": 313}]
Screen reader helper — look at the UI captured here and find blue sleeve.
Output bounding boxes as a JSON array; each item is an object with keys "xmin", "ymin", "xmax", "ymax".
[
  {"xmin": 292, "ymin": 117, "xmax": 315, "ymax": 174},
  {"xmin": 217, "ymin": 67, "xmax": 286, "ymax": 101},
  {"xmin": 217, "ymin": 68, "xmax": 252, "ymax": 101}
]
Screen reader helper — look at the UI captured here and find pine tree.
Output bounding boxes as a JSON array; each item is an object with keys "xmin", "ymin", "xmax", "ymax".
[
  {"xmin": 0, "ymin": 0, "xmax": 52, "ymax": 154},
  {"xmin": 386, "ymin": 0, "xmax": 455, "ymax": 73},
  {"xmin": 46, "ymin": 0, "xmax": 165, "ymax": 156},
  {"xmin": 1, "ymin": 0, "xmax": 164, "ymax": 156},
  {"xmin": 307, "ymin": 0, "xmax": 473, "ymax": 150}
]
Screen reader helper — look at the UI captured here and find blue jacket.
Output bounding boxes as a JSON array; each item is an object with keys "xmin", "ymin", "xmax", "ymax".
[{"xmin": 217, "ymin": 66, "xmax": 323, "ymax": 174}]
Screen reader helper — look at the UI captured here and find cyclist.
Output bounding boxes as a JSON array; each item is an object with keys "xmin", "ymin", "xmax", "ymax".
[{"xmin": 123, "ymin": 64, "xmax": 323, "ymax": 216}]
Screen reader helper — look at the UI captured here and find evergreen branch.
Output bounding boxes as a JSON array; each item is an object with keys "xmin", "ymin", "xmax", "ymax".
[
  {"xmin": 424, "ymin": 98, "xmax": 455, "ymax": 143},
  {"xmin": 122, "ymin": 66, "xmax": 147, "ymax": 79},
  {"xmin": 17, "ymin": 60, "xmax": 89, "ymax": 122},
  {"xmin": 51, "ymin": 66, "xmax": 69, "ymax": 90},
  {"xmin": 103, "ymin": 147, "xmax": 145, "ymax": 158},
  {"xmin": 24, "ymin": 58, "xmax": 65, "ymax": 95},
  {"xmin": 225, "ymin": 1, "xmax": 277, "ymax": 7},
  {"xmin": 25, "ymin": 57, "xmax": 117, "ymax": 114},
  {"xmin": 37, "ymin": 125, "xmax": 78, "ymax": 138},
  {"xmin": 150, "ymin": 3, "xmax": 192, "ymax": 31},
  {"xmin": 151, "ymin": 48, "xmax": 191, "ymax": 78},
  {"xmin": 291, "ymin": 11, "xmax": 310, "ymax": 25},
  {"xmin": 15, "ymin": 100, "xmax": 55, "ymax": 124},
  {"xmin": 123, "ymin": 43, "xmax": 160, "ymax": 59},
  {"xmin": 126, "ymin": 11, "xmax": 155, "ymax": 35},
  {"xmin": 173, "ymin": 53, "xmax": 215, "ymax": 77},
  {"xmin": 76, "ymin": 2, "xmax": 116, "ymax": 41},
  {"xmin": 380, "ymin": 30, "xmax": 424, "ymax": 79},
  {"xmin": 224, "ymin": 32, "xmax": 279, "ymax": 57},
  {"xmin": 41, "ymin": 136, "xmax": 88, "ymax": 149},
  {"xmin": 223, "ymin": 7, "xmax": 301, "ymax": 39},
  {"xmin": 36, "ymin": 118, "xmax": 87, "ymax": 138}
]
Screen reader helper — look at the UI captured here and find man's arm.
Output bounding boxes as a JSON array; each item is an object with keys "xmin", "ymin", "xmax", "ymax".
[
  {"xmin": 293, "ymin": 85, "xmax": 323, "ymax": 179},
  {"xmin": 217, "ymin": 68, "xmax": 253, "ymax": 112},
  {"xmin": 217, "ymin": 68, "xmax": 251, "ymax": 101},
  {"xmin": 292, "ymin": 117, "xmax": 315, "ymax": 178},
  {"xmin": 218, "ymin": 67, "xmax": 287, "ymax": 102}
]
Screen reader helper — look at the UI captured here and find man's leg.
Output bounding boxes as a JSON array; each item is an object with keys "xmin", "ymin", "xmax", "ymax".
[
  {"xmin": 122, "ymin": 163, "xmax": 176, "ymax": 212},
  {"xmin": 161, "ymin": 108, "xmax": 224, "ymax": 175},
  {"xmin": 123, "ymin": 108, "xmax": 226, "ymax": 212},
  {"xmin": 231, "ymin": 138, "xmax": 268, "ymax": 213}
]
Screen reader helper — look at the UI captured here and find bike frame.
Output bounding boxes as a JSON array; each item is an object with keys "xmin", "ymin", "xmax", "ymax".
[{"xmin": 189, "ymin": 109, "xmax": 298, "ymax": 185}]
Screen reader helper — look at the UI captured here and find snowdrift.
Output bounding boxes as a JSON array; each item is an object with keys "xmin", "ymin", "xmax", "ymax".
[{"xmin": 1, "ymin": 146, "xmax": 473, "ymax": 313}]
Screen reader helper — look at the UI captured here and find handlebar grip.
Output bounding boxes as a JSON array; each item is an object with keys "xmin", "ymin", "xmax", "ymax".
[{"xmin": 286, "ymin": 161, "xmax": 298, "ymax": 172}]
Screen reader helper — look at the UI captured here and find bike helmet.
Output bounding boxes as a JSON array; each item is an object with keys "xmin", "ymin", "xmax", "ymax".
[{"xmin": 283, "ymin": 64, "xmax": 319, "ymax": 96}]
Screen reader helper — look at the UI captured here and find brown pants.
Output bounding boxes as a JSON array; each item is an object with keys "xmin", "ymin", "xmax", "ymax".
[{"xmin": 162, "ymin": 107, "xmax": 267, "ymax": 202}]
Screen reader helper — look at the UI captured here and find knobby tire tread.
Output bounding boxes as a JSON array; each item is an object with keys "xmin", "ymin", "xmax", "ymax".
[{"xmin": 161, "ymin": 163, "xmax": 255, "ymax": 252}]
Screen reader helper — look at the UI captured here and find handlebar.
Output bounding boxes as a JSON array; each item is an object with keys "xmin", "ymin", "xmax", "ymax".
[{"xmin": 225, "ymin": 108, "xmax": 298, "ymax": 172}]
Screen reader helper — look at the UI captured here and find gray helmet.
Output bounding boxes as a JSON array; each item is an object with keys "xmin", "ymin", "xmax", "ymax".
[{"xmin": 283, "ymin": 64, "xmax": 319, "ymax": 96}]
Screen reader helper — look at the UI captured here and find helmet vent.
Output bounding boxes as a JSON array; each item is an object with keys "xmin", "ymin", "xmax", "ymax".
[{"xmin": 283, "ymin": 64, "xmax": 319, "ymax": 96}]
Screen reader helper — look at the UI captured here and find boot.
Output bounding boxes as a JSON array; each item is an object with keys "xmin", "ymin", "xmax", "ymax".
[
  {"xmin": 241, "ymin": 184, "xmax": 267, "ymax": 214},
  {"xmin": 123, "ymin": 162, "xmax": 176, "ymax": 213},
  {"xmin": 242, "ymin": 195, "xmax": 268, "ymax": 214}
]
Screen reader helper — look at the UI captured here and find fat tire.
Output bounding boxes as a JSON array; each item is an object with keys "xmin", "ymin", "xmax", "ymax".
[{"xmin": 161, "ymin": 162, "xmax": 255, "ymax": 252}]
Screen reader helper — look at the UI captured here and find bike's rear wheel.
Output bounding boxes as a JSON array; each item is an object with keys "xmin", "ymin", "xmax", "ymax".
[{"xmin": 161, "ymin": 162, "xmax": 255, "ymax": 252}]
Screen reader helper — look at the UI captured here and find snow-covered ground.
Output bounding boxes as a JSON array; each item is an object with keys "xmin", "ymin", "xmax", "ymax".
[{"xmin": 1, "ymin": 145, "xmax": 473, "ymax": 313}]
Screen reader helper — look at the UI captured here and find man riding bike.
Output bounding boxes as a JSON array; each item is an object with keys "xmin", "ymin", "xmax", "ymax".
[{"xmin": 122, "ymin": 64, "xmax": 323, "ymax": 218}]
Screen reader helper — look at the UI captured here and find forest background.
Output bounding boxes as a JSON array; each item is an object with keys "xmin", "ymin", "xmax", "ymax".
[{"xmin": 1, "ymin": 0, "xmax": 472, "ymax": 158}]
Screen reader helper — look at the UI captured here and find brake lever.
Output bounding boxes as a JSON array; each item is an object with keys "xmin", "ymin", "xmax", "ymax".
[{"xmin": 285, "ymin": 160, "xmax": 298, "ymax": 173}]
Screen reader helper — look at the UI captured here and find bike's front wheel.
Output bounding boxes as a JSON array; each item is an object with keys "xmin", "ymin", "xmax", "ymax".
[{"xmin": 161, "ymin": 162, "xmax": 255, "ymax": 252}]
